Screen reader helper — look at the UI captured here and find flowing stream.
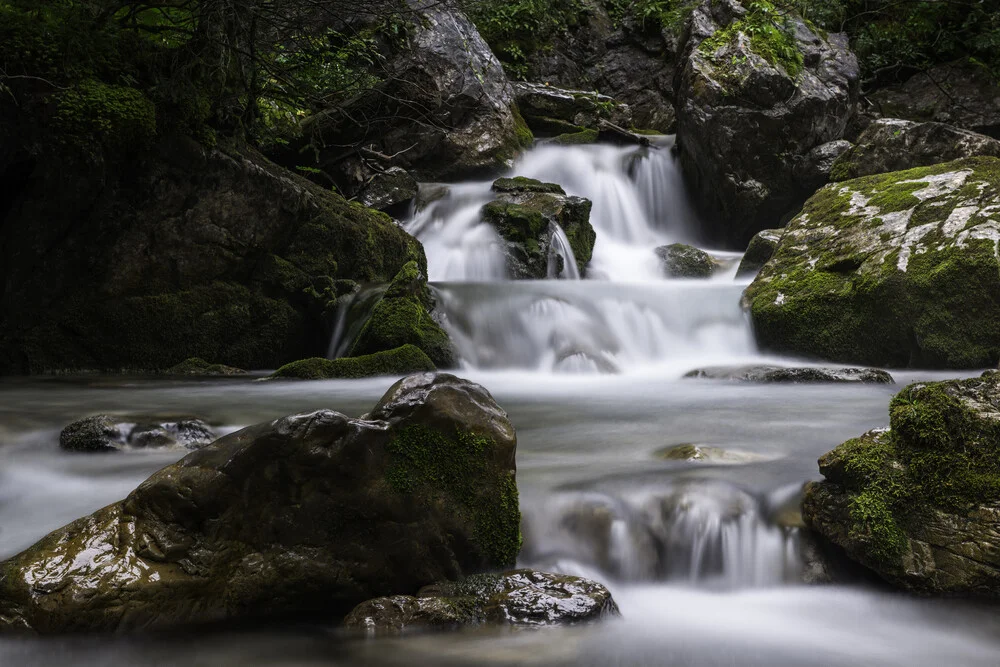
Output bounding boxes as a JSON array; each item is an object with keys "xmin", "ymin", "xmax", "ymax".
[{"xmin": 2, "ymin": 139, "xmax": 1000, "ymax": 665}]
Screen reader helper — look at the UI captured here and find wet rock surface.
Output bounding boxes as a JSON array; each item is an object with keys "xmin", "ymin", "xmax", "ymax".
[
  {"xmin": 513, "ymin": 82, "xmax": 632, "ymax": 135},
  {"xmin": 344, "ymin": 569, "xmax": 619, "ymax": 635},
  {"xmin": 684, "ymin": 366, "xmax": 893, "ymax": 384},
  {"xmin": 655, "ymin": 243, "xmax": 715, "ymax": 278},
  {"xmin": 59, "ymin": 414, "xmax": 217, "ymax": 452},
  {"xmin": 0, "ymin": 373, "xmax": 520, "ymax": 634},
  {"xmin": 165, "ymin": 358, "xmax": 246, "ymax": 376},
  {"xmin": 735, "ymin": 229, "xmax": 782, "ymax": 278}
]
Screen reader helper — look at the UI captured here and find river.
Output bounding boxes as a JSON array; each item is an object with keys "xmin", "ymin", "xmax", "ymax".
[{"xmin": 2, "ymin": 139, "xmax": 999, "ymax": 665}]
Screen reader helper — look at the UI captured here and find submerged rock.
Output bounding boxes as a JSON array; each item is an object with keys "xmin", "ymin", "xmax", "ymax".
[
  {"xmin": 165, "ymin": 357, "xmax": 246, "ymax": 376},
  {"xmin": 674, "ymin": 0, "xmax": 859, "ymax": 245},
  {"xmin": 735, "ymin": 229, "xmax": 781, "ymax": 278},
  {"xmin": 0, "ymin": 373, "xmax": 520, "ymax": 633},
  {"xmin": 655, "ymin": 443, "xmax": 769, "ymax": 463},
  {"xmin": 683, "ymin": 366, "xmax": 894, "ymax": 384},
  {"xmin": 482, "ymin": 178, "xmax": 596, "ymax": 278},
  {"xmin": 348, "ymin": 262, "xmax": 456, "ymax": 368},
  {"xmin": 344, "ymin": 569, "xmax": 618, "ymax": 635},
  {"xmin": 655, "ymin": 243, "xmax": 715, "ymax": 278},
  {"xmin": 745, "ymin": 156, "xmax": 1000, "ymax": 368},
  {"xmin": 59, "ymin": 414, "xmax": 216, "ymax": 452},
  {"xmin": 269, "ymin": 345, "xmax": 436, "ymax": 380},
  {"xmin": 803, "ymin": 374, "xmax": 1000, "ymax": 595}
]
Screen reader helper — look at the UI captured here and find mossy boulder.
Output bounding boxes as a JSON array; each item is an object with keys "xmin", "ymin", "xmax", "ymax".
[
  {"xmin": 655, "ymin": 243, "xmax": 715, "ymax": 278},
  {"xmin": 550, "ymin": 129, "xmax": 599, "ymax": 145},
  {"xmin": 674, "ymin": 0, "xmax": 859, "ymax": 246},
  {"xmin": 829, "ymin": 119, "xmax": 1000, "ymax": 182},
  {"xmin": 744, "ymin": 156, "xmax": 1000, "ymax": 368},
  {"xmin": 344, "ymin": 569, "xmax": 619, "ymax": 635},
  {"xmin": 736, "ymin": 229, "xmax": 782, "ymax": 278},
  {"xmin": 803, "ymin": 373, "xmax": 1000, "ymax": 595},
  {"xmin": 349, "ymin": 263, "xmax": 456, "ymax": 368},
  {"xmin": 482, "ymin": 179, "xmax": 596, "ymax": 278},
  {"xmin": 0, "ymin": 373, "xmax": 520, "ymax": 634},
  {"xmin": 166, "ymin": 357, "xmax": 246, "ymax": 376},
  {"xmin": 270, "ymin": 345, "xmax": 436, "ymax": 380},
  {"xmin": 59, "ymin": 414, "xmax": 216, "ymax": 452}
]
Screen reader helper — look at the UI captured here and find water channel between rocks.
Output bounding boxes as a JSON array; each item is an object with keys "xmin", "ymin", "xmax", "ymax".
[{"xmin": 2, "ymin": 139, "xmax": 999, "ymax": 666}]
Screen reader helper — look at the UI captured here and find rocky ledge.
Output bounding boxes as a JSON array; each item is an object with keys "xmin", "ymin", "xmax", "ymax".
[{"xmin": 684, "ymin": 366, "xmax": 894, "ymax": 384}]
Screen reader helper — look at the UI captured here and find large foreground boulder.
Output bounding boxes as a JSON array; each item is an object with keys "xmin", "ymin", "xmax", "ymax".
[
  {"xmin": 344, "ymin": 569, "xmax": 619, "ymax": 635},
  {"xmin": 745, "ymin": 156, "xmax": 1000, "ymax": 368},
  {"xmin": 482, "ymin": 177, "xmax": 595, "ymax": 278},
  {"xmin": 674, "ymin": 0, "xmax": 859, "ymax": 246},
  {"xmin": 830, "ymin": 119, "xmax": 1000, "ymax": 181},
  {"xmin": 803, "ymin": 374, "xmax": 1000, "ymax": 595},
  {"xmin": 0, "ymin": 373, "xmax": 520, "ymax": 633}
]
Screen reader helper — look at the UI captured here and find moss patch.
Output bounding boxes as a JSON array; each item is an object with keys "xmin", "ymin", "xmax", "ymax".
[
  {"xmin": 700, "ymin": 0, "xmax": 804, "ymax": 77},
  {"xmin": 270, "ymin": 345, "xmax": 435, "ymax": 380}
]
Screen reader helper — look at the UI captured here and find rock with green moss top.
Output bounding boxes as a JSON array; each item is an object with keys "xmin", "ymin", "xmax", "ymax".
[
  {"xmin": 551, "ymin": 129, "xmax": 600, "ymax": 145},
  {"xmin": 656, "ymin": 243, "xmax": 716, "ymax": 278},
  {"xmin": 345, "ymin": 569, "xmax": 619, "ymax": 635},
  {"xmin": 166, "ymin": 357, "xmax": 246, "ymax": 376},
  {"xmin": 736, "ymin": 229, "xmax": 782, "ymax": 277},
  {"xmin": 483, "ymin": 179, "xmax": 596, "ymax": 279},
  {"xmin": 512, "ymin": 81, "xmax": 632, "ymax": 136},
  {"xmin": 829, "ymin": 119, "xmax": 1000, "ymax": 182},
  {"xmin": 803, "ymin": 373, "xmax": 1000, "ymax": 595},
  {"xmin": 349, "ymin": 262, "xmax": 456, "ymax": 368},
  {"xmin": 674, "ymin": 0, "xmax": 859, "ymax": 246},
  {"xmin": 270, "ymin": 345, "xmax": 436, "ymax": 380},
  {"xmin": 745, "ymin": 156, "xmax": 1000, "ymax": 368},
  {"xmin": 0, "ymin": 373, "xmax": 520, "ymax": 634}
]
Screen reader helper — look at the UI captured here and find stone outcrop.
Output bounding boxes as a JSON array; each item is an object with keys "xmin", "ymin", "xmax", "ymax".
[
  {"xmin": 674, "ymin": 0, "xmax": 859, "ymax": 246},
  {"xmin": 59, "ymin": 414, "xmax": 217, "ymax": 452},
  {"xmin": 0, "ymin": 373, "xmax": 520, "ymax": 633},
  {"xmin": 683, "ymin": 366, "xmax": 893, "ymax": 383},
  {"xmin": 745, "ymin": 156, "xmax": 1000, "ymax": 368}
]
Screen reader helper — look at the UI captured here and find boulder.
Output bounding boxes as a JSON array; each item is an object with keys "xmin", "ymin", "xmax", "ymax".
[
  {"xmin": 655, "ymin": 243, "xmax": 715, "ymax": 278},
  {"xmin": 301, "ymin": 1, "xmax": 531, "ymax": 182},
  {"xmin": 344, "ymin": 569, "xmax": 619, "ymax": 635},
  {"xmin": 355, "ymin": 167, "xmax": 419, "ymax": 214},
  {"xmin": 830, "ymin": 119, "xmax": 1000, "ymax": 182},
  {"xmin": 870, "ymin": 61, "xmax": 1000, "ymax": 139},
  {"xmin": 482, "ymin": 177, "xmax": 596, "ymax": 278},
  {"xmin": 0, "ymin": 373, "xmax": 521, "ymax": 633},
  {"xmin": 735, "ymin": 228, "xmax": 781, "ymax": 278},
  {"xmin": 269, "ymin": 345, "xmax": 436, "ymax": 380},
  {"xmin": 683, "ymin": 365, "xmax": 893, "ymax": 383},
  {"xmin": 794, "ymin": 139, "xmax": 853, "ymax": 191},
  {"xmin": 803, "ymin": 374, "xmax": 1000, "ymax": 595},
  {"xmin": 59, "ymin": 414, "xmax": 216, "ymax": 452},
  {"xmin": 165, "ymin": 357, "xmax": 246, "ymax": 376},
  {"xmin": 348, "ymin": 262, "xmax": 456, "ymax": 368},
  {"xmin": 744, "ymin": 156, "xmax": 1000, "ymax": 368},
  {"xmin": 512, "ymin": 82, "xmax": 632, "ymax": 135},
  {"xmin": 674, "ymin": 0, "xmax": 859, "ymax": 246}
]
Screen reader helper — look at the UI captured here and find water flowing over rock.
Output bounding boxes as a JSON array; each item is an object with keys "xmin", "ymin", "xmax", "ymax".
[
  {"xmin": 830, "ymin": 119, "xmax": 1000, "ymax": 181},
  {"xmin": 0, "ymin": 373, "xmax": 520, "ymax": 634},
  {"xmin": 683, "ymin": 366, "xmax": 893, "ymax": 384},
  {"xmin": 744, "ymin": 156, "xmax": 1000, "ymax": 368},
  {"xmin": 301, "ymin": 1, "xmax": 530, "ymax": 182},
  {"xmin": 59, "ymin": 415, "xmax": 217, "ymax": 452},
  {"xmin": 344, "ymin": 569, "xmax": 619, "ymax": 635},
  {"xmin": 870, "ymin": 62, "xmax": 1000, "ymax": 139},
  {"xmin": 674, "ymin": 0, "xmax": 859, "ymax": 246},
  {"xmin": 803, "ymin": 374, "xmax": 1000, "ymax": 595}
]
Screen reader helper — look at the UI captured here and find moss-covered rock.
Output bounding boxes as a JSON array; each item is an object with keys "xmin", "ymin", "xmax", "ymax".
[
  {"xmin": 166, "ymin": 357, "xmax": 246, "ymax": 376},
  {"xmin": 745, "ymin": 156, "xmax": 1000, "ymax": 368},
  {"xmin": 482, "ymin": 179, "xmax": 596, "ymax": 278},
  {"xmin": 270, "ymin": 345, "xmax": 436, "ymax": 380},
  {"xmin": 0, "ymin": 373, "xmax": 520, "ymax": 634},
  {"xmin": 344, "ymin": 569, "xmax": 619, "ymax": 635},
  {"xmin": 655, "ymin": 243, "xmax": 716, "ymax": 278},
  {"xmin": 551, "ymin": 129, "xmax": 599, "ymax": 145},
  {"xmin": 736, "ymin": 229, "xmax": 782, "ymax": 278},
  {"xmin": 349, "ymin": 263, "xmax": 455, "ymax": 368},
  {"xmin": 803, "ymin": 373, "xmax": 1000, "ymax": 595}
]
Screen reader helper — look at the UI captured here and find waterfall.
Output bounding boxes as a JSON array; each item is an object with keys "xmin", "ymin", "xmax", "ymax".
[{"xmin": 547, "ymin": 222, "xmax": 580, "ymax": 280}]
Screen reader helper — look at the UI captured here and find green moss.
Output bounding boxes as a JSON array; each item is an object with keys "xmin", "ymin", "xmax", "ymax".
[
  {"xmin": 551, "ymin": 129, "xmax": 598, "ymax": 145},
  {"xmin": 269, "ymin": 345, "xmax": 435, "ymax": 380},
  {"xmin": 482, "ymin": 202, "xmax": 548, "ymax": 245},
  {"xmin": 166, "ymin": 357, "xmax": 246, "ymax": 376},
  {"xmin": 53, "ymin": 79, "xmax": 157, "ymax": 150},
  {"xmin": 700, "ymin": 0, "xmax": 804, "ymax": 77},
  {"xmin": 491, "ymin": 177, "xmax": 565, "ymax": 195},
  {"xmin": 385, "ymin": 424, "xmax": 521, "ymax": 567}
]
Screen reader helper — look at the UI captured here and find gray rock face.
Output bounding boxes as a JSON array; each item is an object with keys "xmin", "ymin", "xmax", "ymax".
[
  {"xmin": 59, "ymin": 414, "xmax": 217, "ymax": 452},
  {"xmin": 0, "ymin": 373, "xmax": 520, "ymax": 634},
  {"xmin": 870, "ymin": 62, "xmax": 1000, "ymax": 138},
  {"xmin": 513, "ymin": 82, "xmax": 632, "ymax": 135},
  {"xmin": 795, "ymin": 139, "xmax": 853, "ymax": 191},
  {"xmin": 655, "ymin": 243, "xmax": 715, "ymax": 278},
  {"xmin": 803, "ymin": 374, "xmax": 1000, "ymax": 595},
  {"xmin": 683, "ymin": 365, "xmax": 894, "ymax": 384},
  {"xmin": 674, "ymin": 0, "xmax": 859, "ymax": 246},
  {"xmin": 356, "ymin": 167, "xmax": 419, "ymax": 213},
  {"xmin": 344, "ymin": 569, "xmax": 619, "ymax": 635},
  {"xmin": 735, "ymin": 228, "xmax": 781, "ymax": 278},
  {"xmin": 830, "ymin": 119, "xmax": 1000, "ymax": 181},
  {"xmin": 305, "ymin": 2, "xmax": 529, "ymax": 181}
]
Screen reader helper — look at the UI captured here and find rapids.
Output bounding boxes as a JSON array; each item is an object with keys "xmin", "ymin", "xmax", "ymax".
[{"xmin": 2, "ymin": 138, "xmax": 999, "ymax": 665}]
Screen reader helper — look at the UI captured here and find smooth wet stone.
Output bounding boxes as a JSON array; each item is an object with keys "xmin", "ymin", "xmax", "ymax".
[
  {"xmin": 655, "ymin": 243, "xmax": 715, "ymax": 278},
  {"xmin": 59, "ymin": 414, "xmax": 217, "ymax": 452},
  {"xmin": 1, "ymin": 373, "xmax": 520, "ymax": 634},
  {"xmin": 683, "ymin": 365, "xmax": 894, "ymax": 384},
  {"xmin": 344, "ymin": 569, "xmax": 619, "ymax": 635},
  {"xmin": 736, "ymin": 229, "xmax": 782, "ymax": 278},
  {"xmin": 655, "ymin": 443, "xmax": 769, "ymax": 464}
]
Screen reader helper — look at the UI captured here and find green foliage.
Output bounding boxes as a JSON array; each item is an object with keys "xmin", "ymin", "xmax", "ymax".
[
  {"xmin": 701, "ymin": 0, "xmax": 804, "ymax": 77},
  {"xmin": 54, "ymin": 79, "xmax": 157, "ymax": 149},
  {"xmin": 603, "ymin": 0, "xmax": 695, "ymax": 34}
]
